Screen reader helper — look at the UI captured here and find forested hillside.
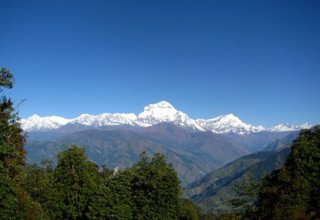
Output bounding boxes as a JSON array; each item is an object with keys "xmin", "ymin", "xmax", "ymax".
[
  {"xmin": 253, "ymin": 125, "xmax": 320, "ymax": 219},
  {"xmin": 186, "ymin": 148, "xmax": 291, "ymax": 213}
]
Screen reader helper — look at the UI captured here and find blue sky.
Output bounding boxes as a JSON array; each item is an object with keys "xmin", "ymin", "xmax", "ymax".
[{"xmin": 1, "ymin": 0, "xmax": 319, "ymax": 127}]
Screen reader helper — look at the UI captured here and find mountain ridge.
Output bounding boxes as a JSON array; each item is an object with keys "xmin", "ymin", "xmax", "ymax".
[{"xmin": 21, "ymin": 101, "xmax": 312, "ymax": 134}]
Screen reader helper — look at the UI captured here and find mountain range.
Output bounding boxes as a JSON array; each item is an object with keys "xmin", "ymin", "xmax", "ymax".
[
  {"xmin": 22, "ymin": 101, "xmax": 311, "ymax": 186},
  {"xmin": 21, "ymin": 101, "xmax": 311, "ymax": 134}
]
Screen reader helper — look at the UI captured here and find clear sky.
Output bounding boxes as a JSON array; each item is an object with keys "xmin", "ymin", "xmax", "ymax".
[{"xmin": 1, "ymin": 0, "xmax": 319, "ymax": 127}]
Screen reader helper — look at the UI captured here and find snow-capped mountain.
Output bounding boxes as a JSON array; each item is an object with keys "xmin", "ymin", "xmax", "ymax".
[
  {"xmin": 196, "ymin": 114, "xmax": 265, "ymax": 135},
  {"xmin": 21, "ymin": 114, "xmax": 71, "ymax": 131},
  {"xmin": 20, "ymin": 101, "xmax": 312, "ymax": 134},
  {"xmin": 136, "ymin": 101, "xmax": 204, "ymax": 131},
  {"xmin": 70, "ymin": 113, "xmax": 137, "ymax": 127},
  {"xmin": 270, "ymin": 123, "xmax": 312, "ymax": 132}
]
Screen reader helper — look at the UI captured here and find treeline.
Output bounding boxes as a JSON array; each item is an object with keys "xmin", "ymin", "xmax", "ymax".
[
  {"xmin": 22, "ymin": 146, "xmax": 202, "ymax": 219},
  {"xmin": 0, "ymin": 68, "xmax": 27, "ymax": 219}
]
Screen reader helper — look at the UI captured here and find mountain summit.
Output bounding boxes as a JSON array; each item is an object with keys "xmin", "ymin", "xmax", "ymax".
[
  {"xmin": 21, "ymin": 101, "xmax": 311, "ymax": 134},
  {"xmin": 21, "ymin": 114, "xmax": 71, "ymax": 131},
  {"xmin": 270, "ymin": 123, "xmax": 312, "ymax": 132},
  {"xmin": 136, "ymin": 101, "xmax": 204, "ymax": 131},
  {"xmin": 196, "ymin": 114, "xmax": 265, "ymax": 134}
]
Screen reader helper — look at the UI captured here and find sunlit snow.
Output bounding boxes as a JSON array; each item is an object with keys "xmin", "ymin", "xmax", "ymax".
[{"xmin": 20, "ymin": 101, "xmax": 311, "ymax": 134}]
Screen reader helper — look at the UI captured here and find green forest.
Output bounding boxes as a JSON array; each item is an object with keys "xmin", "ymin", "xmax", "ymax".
[{"xmin": 1, "ymin": 68, "xmax": 319, "ymax": 220}]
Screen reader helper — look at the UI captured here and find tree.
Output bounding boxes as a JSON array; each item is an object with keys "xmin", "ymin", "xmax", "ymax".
[
  {"xmin": 21, "ymin": 163, "xmax": 53, "ymax": 219},
  {"xmin": 86, "ymin": 169, "xmax": 133, "ymax": 219},
  {"xmin": 130, "ymin": 152, "xmax": 182, "ymax": 219},
  {"xmin": 229, "ymin": 174, "xmax": 262, "ymax": 218},
  {"xmin": 51, "ymin": 145, "xmax": 98, "ymax": 219},
  {"xmin": 179, "ymin": 199, "xmax": 201, "ymax": 220},
  {"xmin": 0, "ymin": 67, "xmax": 26, "ymax": 219},
  {"xmin": 255, "ymin": 126, "xmax": 320, "ymax": 219}
]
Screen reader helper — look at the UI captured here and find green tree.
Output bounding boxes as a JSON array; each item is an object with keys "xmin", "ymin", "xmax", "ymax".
[
  {"xmin": 21, "ymin": 163, "xmax": 53, "ymax": 219},
  {"xmin": 0, "ymin": 67, "xmax": 26, "ymax": 219},
  {"xmin": 229, "ymin": 175, "xmax": 262, "ymax": 218},
  {"xmin": 178, "ymin": 199, "xmax": 201, "ymax": 220},
  {"xmin": 255, "ymin": 126, "xmax": 320, "ymax": 219},
  {"xmin": 51, "ymin": 145, "xmax": 98, "ymax": 219},
  {"xmin": 87, "ymin": 169, "xmax": 133, "ymax": 219},
  {"xmin": 130, "ymin": 152, "xmax": 182, "ymax": 219}
]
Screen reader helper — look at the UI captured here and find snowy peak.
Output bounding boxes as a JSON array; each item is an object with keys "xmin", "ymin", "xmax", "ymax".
[
  {"xmin": 138, "ymin": 101, "xmax": 178, "ymax": 123},
  {"xmin": 144, "ymin": 100, "xmax": 175, "ymax": 111},
  {"xmin": 270, "ymin": 123, "xmax": 312, "ymax": 132},
  {"xmin": 196, "ymin": 114, "xmax": 265, "ymax": 134},
  {"xmin": 20, "ymin": 101, "xmax": 312, "ymax": 134},
  {"xmin": 211, "ymin": 114, "xmax": 243, "ymax": 125},
  {"xmin": 68, "ymin": 113, "xmax": 137, "ymax": 127},
  {"xmin": 72, "ymin": 114, "xmax": 95, "ymax": 126},
  {"xmin": 21, "ymin": 114, "xmax": 71, "ymax": 131},
  {"xmin": 137, "ymin": 101, "xmax": 204, "ymax": 130},
  {"xmin": 93, "ymin": 113, "xmax": 137, "ymax": 126},
  {"xmin": 21, "ymin": 112, "xmax": 138, "ymax": 131}
]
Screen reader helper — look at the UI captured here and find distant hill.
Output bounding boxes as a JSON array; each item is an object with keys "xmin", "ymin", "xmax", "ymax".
[
  {"xmin": 26, "ymin": 124, "xmax": 251, "ymax": 185},
  {"xmin": 263, "ymin": 131, "xmax": 299, "ymax": 151},
  {"xmin": 222, "ymin": 131, "xmax": 296, "ymax": 151}
]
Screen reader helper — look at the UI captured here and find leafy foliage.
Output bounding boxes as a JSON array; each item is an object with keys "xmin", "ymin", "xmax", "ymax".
[
  {"xmin": 0, "ymin": 68, "xmax": 14, "ymax": 90},
  {"xmin": 51, "ymin": 145, "xmax": 98, "ymax": 219},
  {"xmin": 87, "ymin": 169, "xmax": 133, "ymax": 219},
  {"xmin": 179, "ymin": 199, "xmax": 201, "ymax": 220},
  {"xmin": 130, "ymin": 152, "xmax": 182, "ymax": 219},
  {"xmin": 229, "ymin": 175, "xmax": 261, "ymax": 217},
  {"xmin": 0, "ymin": 67, "xmax": 27, "ymax": 219}
]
